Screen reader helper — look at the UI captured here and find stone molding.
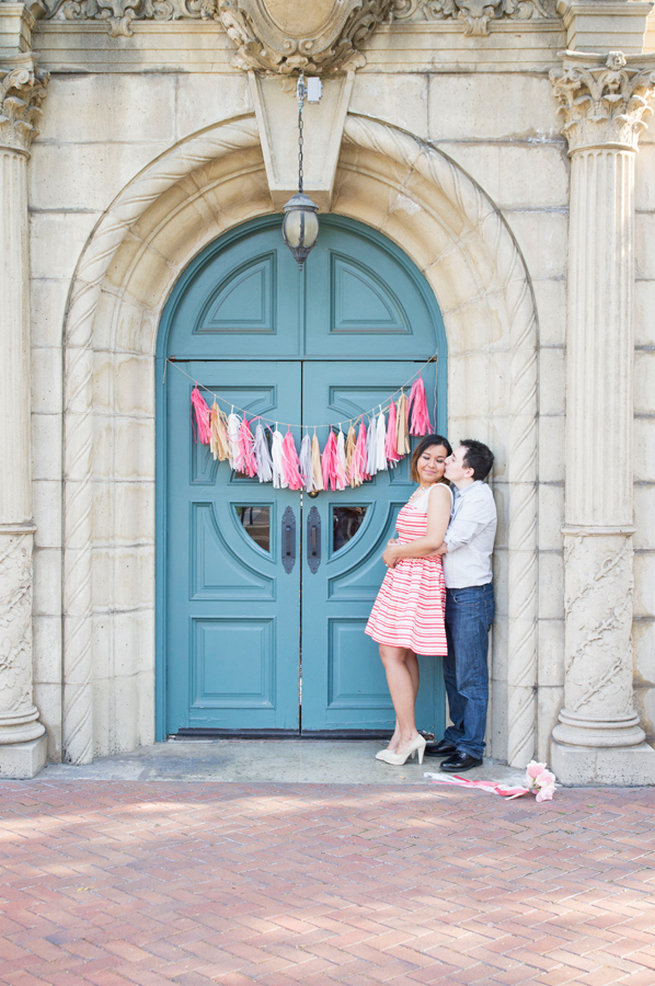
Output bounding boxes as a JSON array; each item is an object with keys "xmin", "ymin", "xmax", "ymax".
[
  {"xmin": 38, "ymin": 0, "xmax": 395, "ymax": 59},
  {"xmin": 0, "ymin": 531, "xmax": 45, "ymax": 745},
  {"xmin": 59, "ymin": 113, "xmax": 538, "ymax": 766},
  {"xmin": 392, "ymin": 0, "xmax": 557, "ymax": 36},
  {"xmin": 62, "ymin": 118, "xmax": 261, "ymax": 764},
  {"xmin": 550, "ymin": 50, "xmax": 655, "ymax": 154},
  {"xmin": 35, "ymin": 0, "xmax": 558, "ymax": 42},
  {"xmin": 0, "ymin": 56, "xmax": 48, "ymax": 155}
]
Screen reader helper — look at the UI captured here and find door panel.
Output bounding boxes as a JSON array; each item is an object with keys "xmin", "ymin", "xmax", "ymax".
[
  {"xmin": 165, "ymin": 361, "xmax": 301, "ymax": 733},
  {"xmin": 159, "ymin": 216, "xmax": 447, "ymax": 739},
  {"xmin": 304, "ymin": 222, "xmax": 440, "ymax": 358},
  {"xmin": 300, "ymin": 360, "xmax": 444, "ymax": 736}
]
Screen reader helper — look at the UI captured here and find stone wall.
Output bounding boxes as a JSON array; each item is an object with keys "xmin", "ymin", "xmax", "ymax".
[{"xmin": 5, "ymin": 4, "xmax": 652, "ymax": 779}]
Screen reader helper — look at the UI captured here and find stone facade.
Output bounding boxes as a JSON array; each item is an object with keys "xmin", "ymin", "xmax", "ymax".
[{"xmin": 1, "ymin": 0, "xmax": 655, "ymax": 782}]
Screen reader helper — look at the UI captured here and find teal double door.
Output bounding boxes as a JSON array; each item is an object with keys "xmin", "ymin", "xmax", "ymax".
[{"xmin": 157, "ymin": 216, "xmax": 447, "ymax": 737}]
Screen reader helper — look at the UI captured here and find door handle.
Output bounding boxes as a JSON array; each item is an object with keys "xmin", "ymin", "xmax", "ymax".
[
  {"xmin": 281, "ymin": 505, "xmax": 296, "ymax": 574},
  {"xmin": 307, "ymin": 506, "xmax": 321, "ymax": 574}
]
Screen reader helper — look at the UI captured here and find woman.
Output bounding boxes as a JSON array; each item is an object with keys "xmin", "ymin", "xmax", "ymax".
[{"xmin": 365, "ymin": 435, "xmax": 452, "ymax": 766}]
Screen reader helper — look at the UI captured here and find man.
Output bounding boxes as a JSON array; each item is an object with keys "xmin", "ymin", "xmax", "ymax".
[{"xmin": 428, "ymin": 439, "xmax": 497, "ymax": 772}]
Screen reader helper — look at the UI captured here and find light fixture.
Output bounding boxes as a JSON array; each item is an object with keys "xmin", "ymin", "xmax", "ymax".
[{"xmin": 281, "ymin": 72, "xmax": 319, "ymax": 270}]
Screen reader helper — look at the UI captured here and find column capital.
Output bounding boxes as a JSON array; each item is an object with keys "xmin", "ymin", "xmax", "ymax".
[
  {"xmin": 0, "ymin": 54, "xmax": 48, "ymax": 155},
  {"xmin": 550, "ymin": 49, "xmax": 655, "ymax": 153}
]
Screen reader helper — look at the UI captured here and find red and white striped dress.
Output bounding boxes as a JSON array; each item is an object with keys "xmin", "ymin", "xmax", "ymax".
[{"xmin": 365, "ymin": 487, "xmax": 448, "ymax": 656}]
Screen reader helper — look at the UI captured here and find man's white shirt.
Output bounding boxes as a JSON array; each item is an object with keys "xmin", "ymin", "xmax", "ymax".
[{"xmin": 442, "ymin": 480, "xmax": 497, "ymax": 588}]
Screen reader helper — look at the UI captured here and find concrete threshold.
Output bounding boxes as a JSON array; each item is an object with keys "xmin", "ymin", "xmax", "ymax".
[{"xmin": 39, "ymin": 738, "xmax": 529, "ymax": 786}]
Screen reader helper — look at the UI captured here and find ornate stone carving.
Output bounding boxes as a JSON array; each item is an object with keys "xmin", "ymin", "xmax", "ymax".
[
  {"xmin": 41, "ymin": 0, "xmax": 394, "ymax": 61},
  {"xmin": 0, "ymin": 531, "xmax": 44, "ymax": 745},
  {"xmin": 554, "ymin": 533, "xmax": 643, "ymax": 747},
  {"xmin": 392, "ymin": 0, "xmax": 557, "ymax": 36},
  {"xmin": 551, "ymin": 51, "xmax": 655, "ymax": 153},
  {"xmin": 216, "ymin": 0, "xmax": 394, "ymax": 74},
  {"xmin": 0, "ymin": 60, "xmax": 49, "ymax": 154},
  {"xmin": 40, "ymin": 0, "xmax": 214, "ymax": 37}
]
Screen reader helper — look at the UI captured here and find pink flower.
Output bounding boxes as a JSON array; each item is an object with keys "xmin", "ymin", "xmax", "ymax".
[{"xmin": 524, "ymin": 761, "xmax": 557, "ymax": 801}]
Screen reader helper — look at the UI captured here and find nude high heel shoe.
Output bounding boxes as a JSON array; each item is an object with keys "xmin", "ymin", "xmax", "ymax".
[{"xmin": 377, "ymin": 735, "xmax": 426, "ymax": 766}]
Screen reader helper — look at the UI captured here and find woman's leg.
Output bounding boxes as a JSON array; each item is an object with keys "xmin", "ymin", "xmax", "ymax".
[
  {"xmin": 387, "ymin": 650, "xmax": 419, "ymax": 751},
  {"xmin": 379, "ymin": 645, "xmax": 420, "ymax": 749}
]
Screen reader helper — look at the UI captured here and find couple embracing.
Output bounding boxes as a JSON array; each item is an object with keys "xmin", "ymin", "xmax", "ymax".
[{"xmin": 366, "ymin": 436, "xmax": 496, "ymax": 772}]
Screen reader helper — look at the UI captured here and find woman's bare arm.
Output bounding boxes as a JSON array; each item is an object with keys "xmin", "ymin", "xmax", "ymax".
[{"xmin": 382, "ymin": 485, "xmax": 451, "ymax": 567}]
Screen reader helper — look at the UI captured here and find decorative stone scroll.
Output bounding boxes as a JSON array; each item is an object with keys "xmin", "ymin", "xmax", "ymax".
[
  {"xmin": 392, "ymin": 0, "xmax": 557, "ymax": 37},
  {"xmin": 0, "ymin": 60, "xmax": 49, "ymax": 154},
  {"xmin": 217, "ymin": 0, "xmax": 394, "ymax": 74}
]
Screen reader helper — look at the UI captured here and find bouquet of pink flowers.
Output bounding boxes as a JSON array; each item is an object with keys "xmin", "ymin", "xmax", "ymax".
[{"xmin": 525, "ymin": 761, "xmax": 556, "ymax": 802}]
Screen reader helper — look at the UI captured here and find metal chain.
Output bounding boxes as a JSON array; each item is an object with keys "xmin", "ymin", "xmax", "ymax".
[{"xmin": 297, "ymin": 71, "xmax": 306, "ymax": 193}]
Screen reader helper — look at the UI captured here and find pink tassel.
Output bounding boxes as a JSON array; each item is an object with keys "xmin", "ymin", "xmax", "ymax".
[
  {"xmin": 409, "ymin": 377, "xmax": 431, "ymax": 436},
  {"xmin": 237, "ymin": 416, "xmax": 258, "ymax": 478},
  {"xmin": 355, "ymin": 419, "xmax": 370, "ymax": 482},
  {"xmin": 385, "ymin": 400, "xmax": 401, "ymax": 463},
  {"xmin": 334, "ymin": 431, "xmax": 347, "ymax": 491},
  {"xmin": 281, "ymin": 430, "xmax": 304, "ymax": 490},
  {"xmin": 190, "ymin": 386, "xmax": 211, "ymax": 444},
  {"xmin": 321, "ymin": 430, "xmax": 337, "ymax": 491}
]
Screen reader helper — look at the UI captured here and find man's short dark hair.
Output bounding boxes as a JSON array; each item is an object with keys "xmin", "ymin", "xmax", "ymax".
[{"xmin": 460, "ymin": 439, "xmax": 494, "ymax": 481}]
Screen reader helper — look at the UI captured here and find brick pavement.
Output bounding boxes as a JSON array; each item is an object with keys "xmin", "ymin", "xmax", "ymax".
[{"xmin": 0, "ymin": 780, "xmax": 654, "ymax": 985}]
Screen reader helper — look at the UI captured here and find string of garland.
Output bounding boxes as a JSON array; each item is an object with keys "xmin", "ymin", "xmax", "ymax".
[{"xmin": 179, "ymin": 359, "xmax": 436, "ymax": 492}]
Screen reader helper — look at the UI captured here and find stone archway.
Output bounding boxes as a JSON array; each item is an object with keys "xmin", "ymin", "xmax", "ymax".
[{"xmin": 60, "ymin": 113, "xmax": 538, "ymax": 767}]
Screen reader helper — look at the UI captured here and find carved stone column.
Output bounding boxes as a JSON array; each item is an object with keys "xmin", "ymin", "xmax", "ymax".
[
  {"xmin": 550, "ymin": 51, "xmax": 655, "ymax": 784},
  {"xmin": 0, "ymin": 55, "xmax": 49, "ymax": 777}
]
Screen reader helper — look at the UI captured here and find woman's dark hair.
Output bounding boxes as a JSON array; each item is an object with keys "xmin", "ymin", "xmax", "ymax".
[{"xmin": 410, "ymin": 434, "xmax": 452, "ymax": 483}]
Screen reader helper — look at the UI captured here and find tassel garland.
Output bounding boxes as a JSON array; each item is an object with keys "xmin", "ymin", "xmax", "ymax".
[{"xmin": 188, "ymin": 368, "xmax": 437, "ymax": 490}]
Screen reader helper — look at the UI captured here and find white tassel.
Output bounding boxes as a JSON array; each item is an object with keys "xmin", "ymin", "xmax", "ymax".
[
  {"xmin": 227, "ymin": 412, "xmax": 241, "ymax": 470},
  {"xmin": 299, "ymin": 434, "xmax": 314, "ymax": 493},
  {"xmin": 366, "ymin": 415, "xmax": 378, "ymax": 477},
  {"xmin": 375, "ymin": 409, "xmax": 388, "ymax": 472},
  {"xmin": 253, "ymin": 423, "xmax": 273, "ymax": 483},
  {"xmin": 271, "ymin": 429, "xmax": 286, "ymax": 489}
]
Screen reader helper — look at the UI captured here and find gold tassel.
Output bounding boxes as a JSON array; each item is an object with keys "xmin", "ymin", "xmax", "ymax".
[
  {"xmin": 396, "ymin": 392, "xmax": 410, "ymax": 456},
  {"xmin": 345, "ymin": 424, "xmax": 359, "ymax": 487},
  {"xmin": 311, "ymin": 432, "xmax": 324, "ymax": 491},
  {"xmin": 210, "ymin": 400, "xmax": 230, "ymax": 461}
]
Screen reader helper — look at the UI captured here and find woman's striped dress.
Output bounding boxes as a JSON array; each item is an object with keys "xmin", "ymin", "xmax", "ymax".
[{"xmin": 365, "ymin": 491, "xmax": 448, "ymax": 656}]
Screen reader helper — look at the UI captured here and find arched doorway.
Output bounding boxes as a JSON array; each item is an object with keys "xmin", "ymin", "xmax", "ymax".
[{"xmin": 155, "ymin": 214, "xmax": 448, "ymax": 738}]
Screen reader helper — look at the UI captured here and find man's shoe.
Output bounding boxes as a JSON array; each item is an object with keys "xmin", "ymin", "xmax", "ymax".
[
  {"xmin": 424, "ymin": 739, "xmax": 457, "ymax": 758},
  {"xmin": 439, "ymin": 752, "xmax": 483, "ymax": 772}
]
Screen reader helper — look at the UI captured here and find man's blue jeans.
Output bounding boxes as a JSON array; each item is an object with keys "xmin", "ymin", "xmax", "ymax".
[{"xmin": 443, "ymin": 583, "xmax": 495, "ymax": 759}]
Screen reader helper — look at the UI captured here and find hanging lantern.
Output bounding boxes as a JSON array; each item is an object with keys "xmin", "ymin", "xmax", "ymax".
[
  {"xmin": 281, "ymin": 72, "xmax": 319, "ymax": 270},
  {"xmin": 282, "ymin": 192, "xmax": 319, "ymax": 269}
]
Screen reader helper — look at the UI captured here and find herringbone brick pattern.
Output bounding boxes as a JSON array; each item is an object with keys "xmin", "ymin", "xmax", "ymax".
[{"xmin": 0, "ymin": 781, "xmax": 654, "ymax": 985}]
